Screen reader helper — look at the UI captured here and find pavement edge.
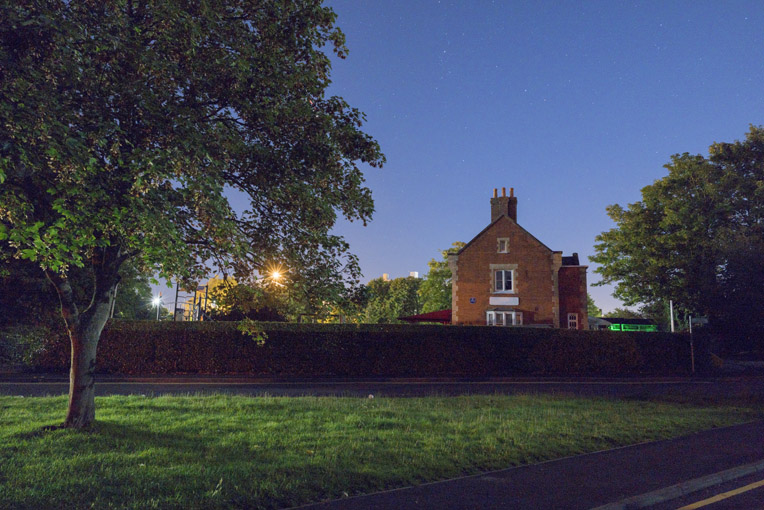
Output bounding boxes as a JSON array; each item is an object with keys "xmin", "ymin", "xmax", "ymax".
[{"xmin": 591, "ymin": 458, "xmax": 764, "ymax": 510}]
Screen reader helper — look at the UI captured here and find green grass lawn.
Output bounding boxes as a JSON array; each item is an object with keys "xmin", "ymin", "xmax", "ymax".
[{"xmin": 0, "ymin": 394, "xmax": 761, "ymax": 510}]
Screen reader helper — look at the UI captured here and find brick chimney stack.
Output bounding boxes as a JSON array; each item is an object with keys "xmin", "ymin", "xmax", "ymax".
[
  {"xmin": 508, "ymin": 187, "xmax": 517, "ymax": 222},
  {"xmin": 490, "ymin": 187, "xmax": 518, "ymax": 223}
]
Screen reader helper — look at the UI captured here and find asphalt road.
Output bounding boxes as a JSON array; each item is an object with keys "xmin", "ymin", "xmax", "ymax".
[{"xmin": 2, "ymin": 374, "xmax": 763, "ymax": 400}]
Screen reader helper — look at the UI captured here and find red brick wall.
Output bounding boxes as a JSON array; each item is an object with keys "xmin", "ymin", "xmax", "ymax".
[
  {"xmin": 452, "ymin": 217, "xmax": 559, "ymax": 326},
  {"xmin": 558, "ymin": 266, "xmax": 589, "ymax": 330}
]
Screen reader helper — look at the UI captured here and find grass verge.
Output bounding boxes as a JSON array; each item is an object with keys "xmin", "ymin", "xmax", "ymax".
[{"xmin": 0, "ymin": 394, "xmax": 761, "ymax": 509}]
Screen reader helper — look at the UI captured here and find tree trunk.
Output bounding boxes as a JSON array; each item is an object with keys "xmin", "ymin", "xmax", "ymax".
[
  {"xmin": 49, "ymin": 247, "xmax": 124, "ymax": 429},
  {"xmin": 63, "ymin": 302, "xmax": 112, "ymax": 428}
]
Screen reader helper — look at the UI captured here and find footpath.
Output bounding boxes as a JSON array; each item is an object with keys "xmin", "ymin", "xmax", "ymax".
[{"xmin": 294, "ymin": 420, "xmax": 764, "ymax": 510}]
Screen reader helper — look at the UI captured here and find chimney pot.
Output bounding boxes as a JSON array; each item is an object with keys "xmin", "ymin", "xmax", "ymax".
[
  {"xmin": 491, "ymin": 186, "xmax": 518, "ymax": 222},
  {"xmin": 493, "ymin": 188, "xmax": 497, "ymax": 198}
]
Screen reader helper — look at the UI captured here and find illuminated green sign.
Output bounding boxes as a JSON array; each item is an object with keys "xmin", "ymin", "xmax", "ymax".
[{"xmin": 609, "ymin": 324, "xmax": 658, "ymax": 332}]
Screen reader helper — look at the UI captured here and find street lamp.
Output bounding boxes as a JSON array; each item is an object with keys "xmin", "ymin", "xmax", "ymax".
[
  {"xmin": 265, "ymin": 264, "xmax": 286, "ymax": 286},
  {"xmin": 152, "ymin": 295, "xmax": 162, "ymax": 320}
]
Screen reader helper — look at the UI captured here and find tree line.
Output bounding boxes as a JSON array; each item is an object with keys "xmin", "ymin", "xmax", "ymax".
[{"xmin": 202, "ymin": 241, "xmax": 465, "ymax": 324}]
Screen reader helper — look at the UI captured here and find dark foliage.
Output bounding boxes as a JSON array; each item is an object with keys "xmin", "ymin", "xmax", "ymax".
[{"xmin": 33, "ymin": 322, "xmax": 699, "ymax": 377}]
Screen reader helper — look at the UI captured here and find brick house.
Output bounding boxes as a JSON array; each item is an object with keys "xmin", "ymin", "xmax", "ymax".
[{"xmin": 448, "ymin": 188, "xmax": 588, "ymax": 329}]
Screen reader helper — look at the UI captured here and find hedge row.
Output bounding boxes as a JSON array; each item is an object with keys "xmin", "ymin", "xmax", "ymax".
[{"xmin": 32, "ymin": 321, "xmax": 700, "ymax": 376}]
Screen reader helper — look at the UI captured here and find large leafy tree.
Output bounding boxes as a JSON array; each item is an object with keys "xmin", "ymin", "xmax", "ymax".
[
  {"xmin": 591, "ymin": 126, "xmax": 764, "ymax": 341},
  {"xmin": 418, "ymin": 241, "xmax": 464, "ymax": 313},
  {"xmin": 0, "ymin": 0, "xmax": 384, "ymax": 427},
  {"xmin": 586, "ymin": 293, "xmax": 602, "ymax": 318},
  {"xmin": 363, "ymin": 276, "xmax": 421, "ymax": 324}
]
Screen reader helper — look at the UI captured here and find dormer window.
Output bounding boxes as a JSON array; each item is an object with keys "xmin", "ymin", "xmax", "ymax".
[{"xmin": 497, "ymin": 238, "xmax": 509, "ymax": 253}]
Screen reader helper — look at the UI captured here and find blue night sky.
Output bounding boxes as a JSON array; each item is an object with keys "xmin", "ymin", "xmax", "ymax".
[
  {"xmin": 322, "ymin": 0, "xmax": 764, "ymax": 313},
  {"xmin": 155, "ymin": 1, "xmax": 764, "ymax": 314}
]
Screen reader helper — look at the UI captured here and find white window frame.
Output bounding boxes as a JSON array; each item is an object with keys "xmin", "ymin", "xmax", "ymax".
[
  {"xmin": 494, "ymin": 269, "xmax": 514, "ymax": 293},
  {"xmin": 567, "ymin": 313, "xmax": 578, "ymax": 330},
  {"xmin": 486, "ymin": 311, "xmax": 523, "ymax": 326},
  {"xmin": 497, "ymin": 238, "xmax": 510, "ymax": 253}
]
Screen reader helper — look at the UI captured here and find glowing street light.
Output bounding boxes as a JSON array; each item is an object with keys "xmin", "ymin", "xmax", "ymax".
[
  {"xmin": 265, "ymin": 264, "xmax": 286, "ymax": 286},
  {"xmin": 152, "ymin": 294, "xmax": 162, "ymax": 320}
]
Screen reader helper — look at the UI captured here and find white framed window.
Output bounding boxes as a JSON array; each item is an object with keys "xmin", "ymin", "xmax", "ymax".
[
  {"xmin": 567, "ymin": 313, "xmax": 578, "ymax": 330},
  {"xmin": 494, "ymin": 270, "xmax": 513, "ymax": 293},
  {"xmin": 486, "ymin": 311, "xmax": 522, "ymax": 326},
  {"xmin": 497, "ymin": 238, "xmax": 509, "ymax": 253}
]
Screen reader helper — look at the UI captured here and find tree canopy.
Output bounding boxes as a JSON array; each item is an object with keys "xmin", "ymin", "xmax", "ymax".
[
  {"xmin": 0, "ymin": 257, "xmax": 154, "ymax": 325},
  {"xmin": 363, "ymin": 276, "xmax": 421, "ymax": 323},
  {"xmin": 0, "ymin": 0, "xmax": 383, "ymax": 427},
  {"xmin": 208, "ymin": 278, "xmax": 289, "ymax": 322},
  {"xmin": 418, "ymin": 242, "xmax": 464, "ymax": 313},
  {"xmin": 591, "ymin": 126, "xmax": 764, "ymax": 341},
  {"xmin": 603, "ymin": 308, "xmax": 643, "ymax": 320},
  {"xmin": 586, "ymin": 293, "xmax": 602, "ymax": 318}
]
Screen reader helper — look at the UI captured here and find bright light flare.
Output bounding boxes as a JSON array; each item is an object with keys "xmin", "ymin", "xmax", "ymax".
[
  {"xmin": 264, "ymin": 263, "xmax": 287, "ymax": 285},
  {"xmin": 152, "ymin": 296, "xmax": 162, "ymax": 307}
]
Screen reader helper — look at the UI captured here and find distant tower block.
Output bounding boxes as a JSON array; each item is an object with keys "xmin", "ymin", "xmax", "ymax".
[{"xmin": 409, "ymin": 271, "xmax": 419, "ymax": 278}]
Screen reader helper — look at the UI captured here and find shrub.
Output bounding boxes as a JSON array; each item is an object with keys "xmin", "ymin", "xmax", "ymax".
[
  {"xmin": 0, "ymin": 325, "xmax": 63, "ymax": 366},
  {"xmin": 29, "ymin": 321, "xmax": 695, "ymax": 376}
]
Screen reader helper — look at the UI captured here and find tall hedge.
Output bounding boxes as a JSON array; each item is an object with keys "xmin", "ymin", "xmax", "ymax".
[{"xmin": 32, "ymin": 321, "xmax": 698, "ymax": 376}]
